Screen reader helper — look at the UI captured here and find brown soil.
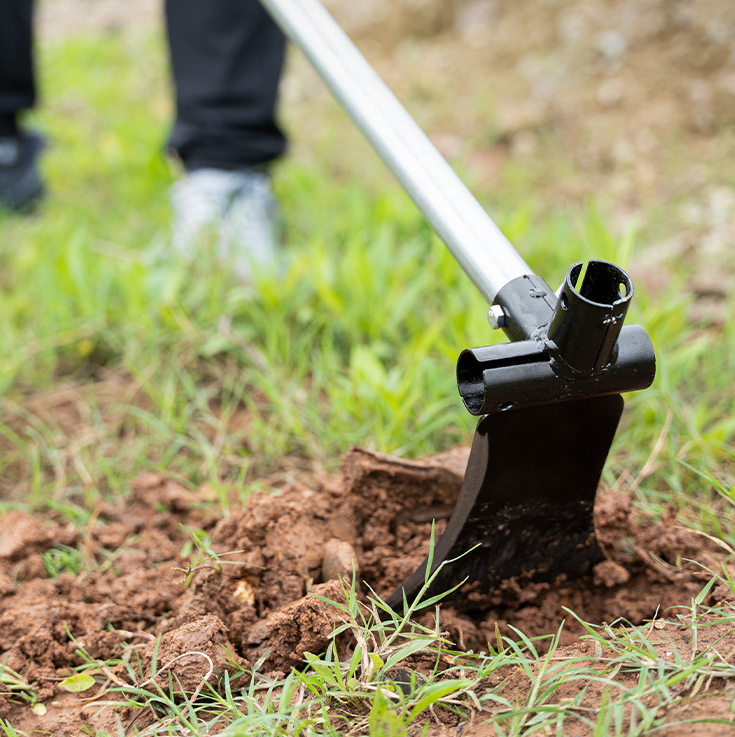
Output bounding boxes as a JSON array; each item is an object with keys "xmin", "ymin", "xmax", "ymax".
[{"xmin": 2, "ymin": 449, "xmax": 734, "ymax": 734}]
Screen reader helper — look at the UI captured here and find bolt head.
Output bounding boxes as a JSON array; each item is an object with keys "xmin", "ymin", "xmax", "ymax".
[{"xmin": 488, "ymin": 305, "xmax": 506, "ymax": 329}]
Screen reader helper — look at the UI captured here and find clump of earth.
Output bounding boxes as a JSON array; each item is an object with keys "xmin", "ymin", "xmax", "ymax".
[{"xmin": 1, "ymin": 448, "xmax": 731, "ymax": 733}]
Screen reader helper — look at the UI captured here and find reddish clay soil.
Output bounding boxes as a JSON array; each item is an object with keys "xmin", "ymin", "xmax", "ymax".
[{"xmin": 2, "ymin": 448, "xmax": 734, "ymax": 734}]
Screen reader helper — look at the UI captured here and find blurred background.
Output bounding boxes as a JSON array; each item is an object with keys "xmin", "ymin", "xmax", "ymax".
[{"xmin": 41, "ymin": 0, "xmax": 735, "ymax": 313}]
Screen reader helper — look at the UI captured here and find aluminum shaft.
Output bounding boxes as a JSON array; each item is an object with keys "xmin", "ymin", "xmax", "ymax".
[{"xmin": 258, "ymin": 0, "xmax": 532, "ymax": 303}]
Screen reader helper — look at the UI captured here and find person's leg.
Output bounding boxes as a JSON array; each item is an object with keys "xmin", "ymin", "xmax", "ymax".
[
  {"xmin": 0, "ymin": 0, "xmax": 35, "ymax": 132},
  {"xmin": 0, "ymin": 0, "xmax": 44, "ymax": 210},
  {"xmin": 164, "ymin": 0, "xmax": 287, "ymax": 281},
  {"xmin": 165, "ymin": 0, "xmax": 286, "ymax": 172}
]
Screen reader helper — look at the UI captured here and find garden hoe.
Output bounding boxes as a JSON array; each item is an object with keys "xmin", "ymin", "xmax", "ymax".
[{"xmin": 258, "ymin": 0, "xmax": 657, "ymax": 609}]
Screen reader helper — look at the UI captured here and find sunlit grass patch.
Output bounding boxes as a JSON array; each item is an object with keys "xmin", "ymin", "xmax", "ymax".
[{"xmin": 0, "ymin": 29, "xmax": 733, "ymax": 528}]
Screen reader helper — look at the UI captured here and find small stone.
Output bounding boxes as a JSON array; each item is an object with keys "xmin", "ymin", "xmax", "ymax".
[
  {"xmin": 233, "ymin": 579, "xmax": 255, "ymax": 606},
  {"xmin": 321, "ymin": 539, "xmax": 359, "ymax": 583}
]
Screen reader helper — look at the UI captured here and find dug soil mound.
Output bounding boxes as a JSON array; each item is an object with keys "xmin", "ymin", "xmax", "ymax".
[{"xmin": 1, "ymin": 448, "xmax": 730, "ymax": 733}]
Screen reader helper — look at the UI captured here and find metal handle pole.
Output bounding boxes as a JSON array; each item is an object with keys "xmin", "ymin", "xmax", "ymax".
[{"xmin": 258, "ymin": 0, "xmax": 532, "ymax": 303}]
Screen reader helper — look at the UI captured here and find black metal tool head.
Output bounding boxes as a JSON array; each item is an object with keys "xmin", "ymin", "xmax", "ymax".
[{"xmin": 386, "ymin": 260, "xmax": 656, "ymax": 611}]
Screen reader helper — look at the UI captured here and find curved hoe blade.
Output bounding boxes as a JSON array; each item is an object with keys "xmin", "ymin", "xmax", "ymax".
[{"xmin": 386, "ymin": 394, "xmax": 624, "ymax": 611}]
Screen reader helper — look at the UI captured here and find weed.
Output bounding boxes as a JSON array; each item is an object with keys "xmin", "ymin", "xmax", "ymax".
[
  {"xmin": 0, "ymin": 720, "xmax": 23, "ymax": 737},
  {"xmin": 42, "ymin": 543, "xmax": 86, "ymax": 578},
  {"xmin": 0, "ymin": 660, "xmax": 43, "ymax": 718},
  {"xmin": 173, "ymin": 526, "xmax": 249, "ymax": 586}
]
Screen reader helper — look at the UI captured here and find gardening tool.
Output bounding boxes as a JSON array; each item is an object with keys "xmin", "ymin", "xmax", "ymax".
[{"xmin": 258, "ymin": 0, "xmax": 656, "ymax": 609}]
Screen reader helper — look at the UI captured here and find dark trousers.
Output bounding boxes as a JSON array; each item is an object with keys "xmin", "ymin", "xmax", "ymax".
[
  {"xmin": 0, "ymin": 0, "xmax": 287, "ymax": 169},
  {"xmin": 0, "ymin": 0, "xmax": 35, "ymax": 125}
]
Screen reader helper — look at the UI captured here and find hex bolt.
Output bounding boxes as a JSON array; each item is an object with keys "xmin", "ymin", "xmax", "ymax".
[{"xmin": 488, "ymin": 305, "xmax": 506, "ymax": 329}]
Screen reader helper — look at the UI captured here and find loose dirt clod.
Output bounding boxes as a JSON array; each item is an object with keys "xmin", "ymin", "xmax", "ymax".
[
  {"xmin": 249, "ymin": 580, "xmax": 348, "ymax": 671},
  {"xmin": 137, "ymin": 614, "xmax": 249, "ymax": 695},
  {"xmin": 1, "ymin": 447, "xmax": 732, "ymax": 734},
  {"xmin": 0, "ymin": 511, "xmax": 76, "ymax": 561},
  {"xmin": 593, "ymin": 559, "xmax": 631, "ymax": 588}
]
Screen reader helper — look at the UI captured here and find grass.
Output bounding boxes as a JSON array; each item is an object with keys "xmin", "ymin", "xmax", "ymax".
[
  {"xmin": 2, "ymin": 30, "xmax": 732, "ymax": 514},
  {"xmin": 0, "ymin": 30, "xmax": 493, "ymax": 506},
  {"xmin": 34, "ymin": 562, "xmax": 735, "ymax": 736},
  {"xmin": 1, "ymin": 21, "xmax": 735, "ymax": 737}
]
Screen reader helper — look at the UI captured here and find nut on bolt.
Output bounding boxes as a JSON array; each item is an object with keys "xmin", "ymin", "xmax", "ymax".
[{"xmin": 488, "ymin": 304, "xmax": 506, "ymax": 329}]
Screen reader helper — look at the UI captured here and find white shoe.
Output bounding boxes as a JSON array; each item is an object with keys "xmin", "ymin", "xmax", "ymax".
[{"xmin": 170, "ymin": 168, "xmax": 280, "ymax": 282}]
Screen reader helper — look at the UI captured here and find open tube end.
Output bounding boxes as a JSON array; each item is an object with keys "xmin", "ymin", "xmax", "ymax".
[
  {"xmin": 549, "ymin": 260, "xmax": 634, "ymax": 374},
  {"xmin": 457, "ymin": 350, "xmax": 486, "ymax": 415}
]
